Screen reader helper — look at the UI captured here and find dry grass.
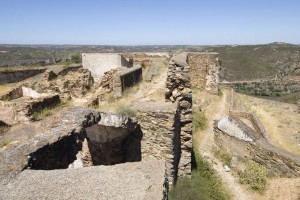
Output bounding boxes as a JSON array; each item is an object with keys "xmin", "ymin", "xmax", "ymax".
[
  {"xmin": 236, "ymin": 93, "xmax": 300, "ymax": 155},
  {"xmin": 252, "ymin": 178, "xmax": 300, "ymax": 200},
  {"xmin": 0, "ymin": 84, "xmax": 15, "ymax": 96}
]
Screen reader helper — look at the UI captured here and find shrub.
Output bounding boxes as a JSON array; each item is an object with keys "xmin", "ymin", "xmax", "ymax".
[
  {"xmin": 195, "ymin": 154, "xmax": 232, "ymax": 200},
  {"xmin": 193, "ymin": 111, "xmax": 208, "ymax": 131},
  {"xmin": 169, "ymin": 171, "xmax": 210, "ymax": 200},
  {"xmin": 238, "ymin": 160, "xmax": 268, "ymax": 193},
  {"xmin": 32, "ymin": 108, "xmax": 52, "ymax": 121},
  {"xmin": 71, "ymin": 53, "xmax": 82, "ymax": 64},
  {"xmin": 169, "ymin": 150, "xmax": 232, "ymax": 200},
  {"xmin": 214, "ymin": 149, "xmax": 232, "ymax": 166},
  {"xmin": 116, "ymin": 104, "xmax": 136, "ymax": 117}
]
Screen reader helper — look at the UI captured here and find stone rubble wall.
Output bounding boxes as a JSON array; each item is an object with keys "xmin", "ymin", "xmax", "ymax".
[
  {"xmin": 0, "ymin": 107, "xmax": 102, "ymax": 182},
  {"xmin": 0, "ymin": 85, "xmax": 23, "ymax": 101},
  {"xmin": 187, "ymin": 53, "xmax": 221, "ymax": 94},
  {"xmin": 133, "ymin": 107, "xmax": 181, "ymax": 185},
  {"xmin": 87, "ymin": 66, "xmax": 142, "ymax": 106},
  {"xmin": 215, "ymin": 126, "xmax": 300, "ymax": 177},
  {"xmin": 25, "ymin": 94, "xmax": 61, "ymax": 117},
  {"xmin": 165, "ymin": 58, "xmax": 192, "ymax": 178}
]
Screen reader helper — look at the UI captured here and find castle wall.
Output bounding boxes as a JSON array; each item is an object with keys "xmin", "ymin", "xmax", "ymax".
[{"xmin": 187, "ymin": 52, "xmax": 221, "ymax": 94}]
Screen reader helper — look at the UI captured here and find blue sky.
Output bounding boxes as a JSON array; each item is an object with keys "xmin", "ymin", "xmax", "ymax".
[{"xmin": 1, "ymin": 0, "xmax": 300, "ymax": 45}]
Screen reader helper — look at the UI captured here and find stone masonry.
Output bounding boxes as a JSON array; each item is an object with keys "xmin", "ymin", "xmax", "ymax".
[
  {"xmin": 166, "ymin": 53, "xmax": 193, "ymax": 177},
  {"xmin": 187, "ymin": 52, "xmax": 221, "ymax": 94},
  {"xmin": 133, "ymin": 102, "xmax": 180, "ymax": 185}
]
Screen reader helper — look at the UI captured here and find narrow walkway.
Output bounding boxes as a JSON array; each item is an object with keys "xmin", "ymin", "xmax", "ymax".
[{"xmin": 197, "ymin": 89, "xmax": 254, "ymax": 200}]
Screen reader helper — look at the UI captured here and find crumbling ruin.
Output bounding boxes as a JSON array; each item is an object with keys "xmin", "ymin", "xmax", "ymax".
[
  {"xmin": 215, "ymin": 88, "xmax": 300, "ymax": 177},
  {"xmin": 0, "ymin": 52, "xmax": 224, "ymax": 199}
]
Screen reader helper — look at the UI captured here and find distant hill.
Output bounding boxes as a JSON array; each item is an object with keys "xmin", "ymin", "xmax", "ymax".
[
  {"xmin": 205, "ymin": 43, "xmax": 300, "ymax": 81},
  {"xmin": 1, "ymin": 44, "xmax": 300, "ymax": 82},
  {"xmin": 0, "ymin": 44, "xmax": 207, "ymax": 67}
]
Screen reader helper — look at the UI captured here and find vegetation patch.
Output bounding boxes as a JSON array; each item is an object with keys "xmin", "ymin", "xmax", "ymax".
[
  {"xmin": 116, "ymin": 104, "xmax": 136, "ymax": 117},
  {"xmin": 193, "ymin": 111, "xmax": 208, "ymax": 131},
  {"xmin": 214, "ymin": 148, "xmax": 232, "ymax": 166},
  {"xmin": 238, "ymin": 160, "xmax": 268, "ymax": 193},
  {"xmin": 170, "ymin": 150, "xmax": 232, "ymax": 200},
  {"xmin": 32, "ymin": 108, "xmax": 52, "ymax": 121}
]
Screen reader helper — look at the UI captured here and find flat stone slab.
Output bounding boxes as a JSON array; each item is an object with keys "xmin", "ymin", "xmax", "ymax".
[{"xmin": 0, "ymin": 160, "xmax": 167, "ymax": 200}]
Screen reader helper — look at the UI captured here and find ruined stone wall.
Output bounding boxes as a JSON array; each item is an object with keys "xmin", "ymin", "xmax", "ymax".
[
  {"xmin": 25, "ymin": 95, "xmax": 61, "ymax": 116},
  {"xmin": 0, "ymin": 85, "xmax": 23, "ymax": 101},
  {"xmin": 187, "ymin": 53, "xmax": 221, "ymax": 94},
  {"xmin": 133, "ymin": 104, "xmax": 180, "ymax": 185},
  {"xmin": 113, "ymin": 66, "xmax": 142, "ymax": 98},
  {"xmin": 215, "ymin": 127, "xmax": 300, "ymax": 177},
  {"xmin": 165, "ymin": 61, "xmax": 192, "ymax": 177},
  {"xmin": 229, "ymin": 89, "xmax": 272, "ymax": 143},
  {"xmin": 0, "ymin": 69, "xmax": 46, "ymax": 84}
]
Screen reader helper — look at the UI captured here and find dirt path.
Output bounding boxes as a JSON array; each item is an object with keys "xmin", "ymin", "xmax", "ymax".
[
  {"xmin": 132, "ymin": 61, "xmax": 168, "ymax": 102},
  {"xmin": 197, "ymin": 89, "xmax": 254, "ymax": 200}
]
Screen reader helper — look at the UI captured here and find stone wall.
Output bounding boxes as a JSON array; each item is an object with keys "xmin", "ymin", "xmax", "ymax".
[
  {"xmin": 165, "ymin": 55, "xmax": 192, "ymax": 178},
  {"xmin": 215, "ymin": 125, "xmax": 300, "ymax": 177},
  {"xmin": 113, "ymin": 66, "xmax": 142, "ymax": 98},
  {"xmin": 229, "ymin": 89, "xmax": 271, "ymax": 143},
  {"xmin": 133, "ymin": 102, "xmax": 180, "ymax": 185},
  {"xmin": 25, "ymin": 95, "xmax": 61, "ymax": 117},
  {"xmin": 0, "ymin": 85, "xmax": 23, "ymax": 101},
  {"xmin": 187, "ymin": 52, "xmax": 221, "ymax": 94},
  {"xmin": 0, "ymin": 69, "xmax": 46, "ymax": 84},
  {"xmin": 82, "ymin": 53, "xmax": 133, "ymax": 80}
]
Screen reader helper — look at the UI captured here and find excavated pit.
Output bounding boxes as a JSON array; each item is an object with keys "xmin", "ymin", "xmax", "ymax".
[{"xmin": 25, "ymin": 113, "xmax": 143, "ymax": 170}]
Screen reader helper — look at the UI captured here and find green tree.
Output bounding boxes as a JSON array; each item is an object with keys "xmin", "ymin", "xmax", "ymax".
[{"xmin": 71, "ymin": 53, "xmax": 82, "ymax": 63}]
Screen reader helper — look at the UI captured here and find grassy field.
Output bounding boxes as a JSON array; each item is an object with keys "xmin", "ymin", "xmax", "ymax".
[{"xmin": 235, "ymin": 92, "xmax": 300, "ymax": 155}]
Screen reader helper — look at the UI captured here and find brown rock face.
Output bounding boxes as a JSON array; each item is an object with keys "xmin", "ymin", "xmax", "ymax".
[{"xmin": 59, "ymin": 68, "xmax": 94, "ymax": 98}]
